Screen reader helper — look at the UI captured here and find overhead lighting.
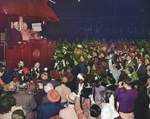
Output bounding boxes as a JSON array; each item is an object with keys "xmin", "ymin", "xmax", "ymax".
[{"xmin": 49, "ymin": 0, "xmax": 56, "ymax": 4}]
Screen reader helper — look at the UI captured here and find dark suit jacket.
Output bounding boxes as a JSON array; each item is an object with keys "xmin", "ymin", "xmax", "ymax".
[
  {"xmin": 137, "ymin": 64, "xmax": 146, "ymax": 74},
  {"xmin": 11, "ymin": 28, "xmax": 22, "ymax": 43}
]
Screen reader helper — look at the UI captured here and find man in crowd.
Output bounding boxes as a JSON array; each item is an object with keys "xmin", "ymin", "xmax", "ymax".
[{"xmin": 11, "ymin": 21, "xmax": 23, "ymax": 44}]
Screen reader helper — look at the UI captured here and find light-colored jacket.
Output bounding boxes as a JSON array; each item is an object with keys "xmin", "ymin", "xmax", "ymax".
[{"xmin": 59, "ymin": 106, "xmax": 78, "ymax": 119}]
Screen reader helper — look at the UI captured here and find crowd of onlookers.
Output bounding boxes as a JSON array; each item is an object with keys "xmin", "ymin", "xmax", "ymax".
[{"xmin": 0, "ymin": 40, "xmax": 150, "ymax": 119}]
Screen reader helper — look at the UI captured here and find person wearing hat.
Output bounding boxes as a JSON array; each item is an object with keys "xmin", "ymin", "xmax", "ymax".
[
  {"xmin": 38, "ymin": 89, "xmax": 61, "ymax": 119},
  {"xmin": 59, "ymin": 92, "xmax": 78, "ymax": 119},
  {"xmin": 12, "ymin": 83, "xmax": 37, "ymax": 119},
  {"xmin": 55, "ymin": 71, "xmax": 72, "ymax": 108},
  {"xmin": 74, "ymin": 88, "xmax": 101, "ymax": 119},
  {"xmin": 136, "ymin": 56, "xmax": 146, "ymax": 75},
  {"xmin": 49, "ymin": 70, "xmax": 61, "ymax": 88},
  {"xmin": 63, "ymin": 71, "xmax": 77, "ymax": 92},
  {"xmin": 42, "ymin": 83, "xmax": 54, "ymax": 103},
  {"xmin": 114, "ymin": 78, "xmax": 138, "ymax": 119}
]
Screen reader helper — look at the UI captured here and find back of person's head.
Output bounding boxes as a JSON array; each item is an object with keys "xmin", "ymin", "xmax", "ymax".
[
  {"xmin": 77, "ymin": 73, "xmax": 86, "ymax": 84},
  {"xmin": 123, "ymin": 78, "xmax": 133, "ymax": 87},
  {"xmin": 104, "ymin": 90, "xmax": 115, "ymax": 103},
  {"xmin": 93, "ymin": 75, "xmax": 101, "ymax": 87},
  {"xmin": 62, "ymin": 71, "xmax": 73, "ymax": 83},
  {"xmin": 0, "ymin": 94, "xmax": 16, "ymax": 114},
  {"xmin": 90, "ymin": 104, "xmax": 101, "ymax": 118},
  {"xmin": 85, "ymin": 74, "xmax": 94, "ymax": 86},
  {"xmin": 27, "ymin": 83, "xmax": 36, "ymax": 93},
  {"xmin": 80, "ymin": 87, "xmax": 93, "ymax": 98},
  {"xmin": 11, "ymin": 109, "xmax": 25, "ymax": 119}
]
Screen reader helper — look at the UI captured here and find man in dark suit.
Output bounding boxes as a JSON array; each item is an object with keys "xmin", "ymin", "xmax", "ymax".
[
  {"xmin": 11, "ymin": 21, "xmax": 23, "ymax": 44},
  {"xmin": 136, "ymin": 56, "xmax": 146, "ymax": 75}
]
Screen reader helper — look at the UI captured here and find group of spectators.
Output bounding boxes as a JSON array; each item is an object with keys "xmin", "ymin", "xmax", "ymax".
[{"xmin": 0, "ymin": 44, "xmax": 150, "ymax": 119}]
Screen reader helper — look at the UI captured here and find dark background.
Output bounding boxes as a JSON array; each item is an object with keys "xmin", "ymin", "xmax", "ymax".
[{"xmin": 41, "ymin": 0, "xmax": 150, "ymax": 43}]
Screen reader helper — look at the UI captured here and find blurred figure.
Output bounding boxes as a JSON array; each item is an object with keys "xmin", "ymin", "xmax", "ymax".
[
  {"xmin": 31, "ymin": 61, "xmax": 41, "ymax": 80},
  {"xmin": 0, "ymin": 67, "xmax": 5, "ymax": 85},
  {"xmin": 11, "ymin": 109, "xmax": 26, "ymax": 119}
]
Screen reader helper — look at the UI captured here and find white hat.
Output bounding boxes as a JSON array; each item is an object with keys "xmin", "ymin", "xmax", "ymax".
[
  {"xmin": 44, "ymin": 83, "xmax": 53, "ymax": 93},
  {"xmin": 66, "ymin": 92, "xmax": 77, "ymax": 103}
]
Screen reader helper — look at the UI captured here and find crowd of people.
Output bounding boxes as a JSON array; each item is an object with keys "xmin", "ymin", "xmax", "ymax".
[
  {"xmin": 0, "ymin": 39, "xmax": 150, "ymax": 119},
  {"xmin": 0, "ymin": 20, "xmax": 149, "ymax": 119}
]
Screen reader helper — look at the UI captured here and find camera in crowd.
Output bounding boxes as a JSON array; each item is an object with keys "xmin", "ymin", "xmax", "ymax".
[
  {"xmin": 80, "ymin": 86, "xmax": 94, "ymax": 98},
  {"xmin": 99, "ymin": 89, "xmax": 115, "ymax": 103},
  {"xmin": 17, "ymin": 65, "xmax": 23, "ymax": 70}
]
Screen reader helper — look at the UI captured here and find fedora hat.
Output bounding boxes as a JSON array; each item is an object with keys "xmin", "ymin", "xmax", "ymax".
[
  {"xmin": 66, "ymin": 92, "xmax": 77, "ymax": 103},
  {"xmin": 47, "ymin": 89, "xmax": 60, "ymax": 102},
  {"xmin": 44, "ymin": 83, "xmax": 53, "ymax": 93},
  {"xmin": 62, "ymin": 71, "xmax": 73, "ymax": 82},
  {"xmin": 50, "ymin": 70, "xmax": 60, "ymax": 80}
]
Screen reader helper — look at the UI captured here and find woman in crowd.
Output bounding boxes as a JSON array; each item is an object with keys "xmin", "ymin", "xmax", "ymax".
[{"xmin": 114, "ymin": 78, "xmax": 138, "ymax": 119}]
